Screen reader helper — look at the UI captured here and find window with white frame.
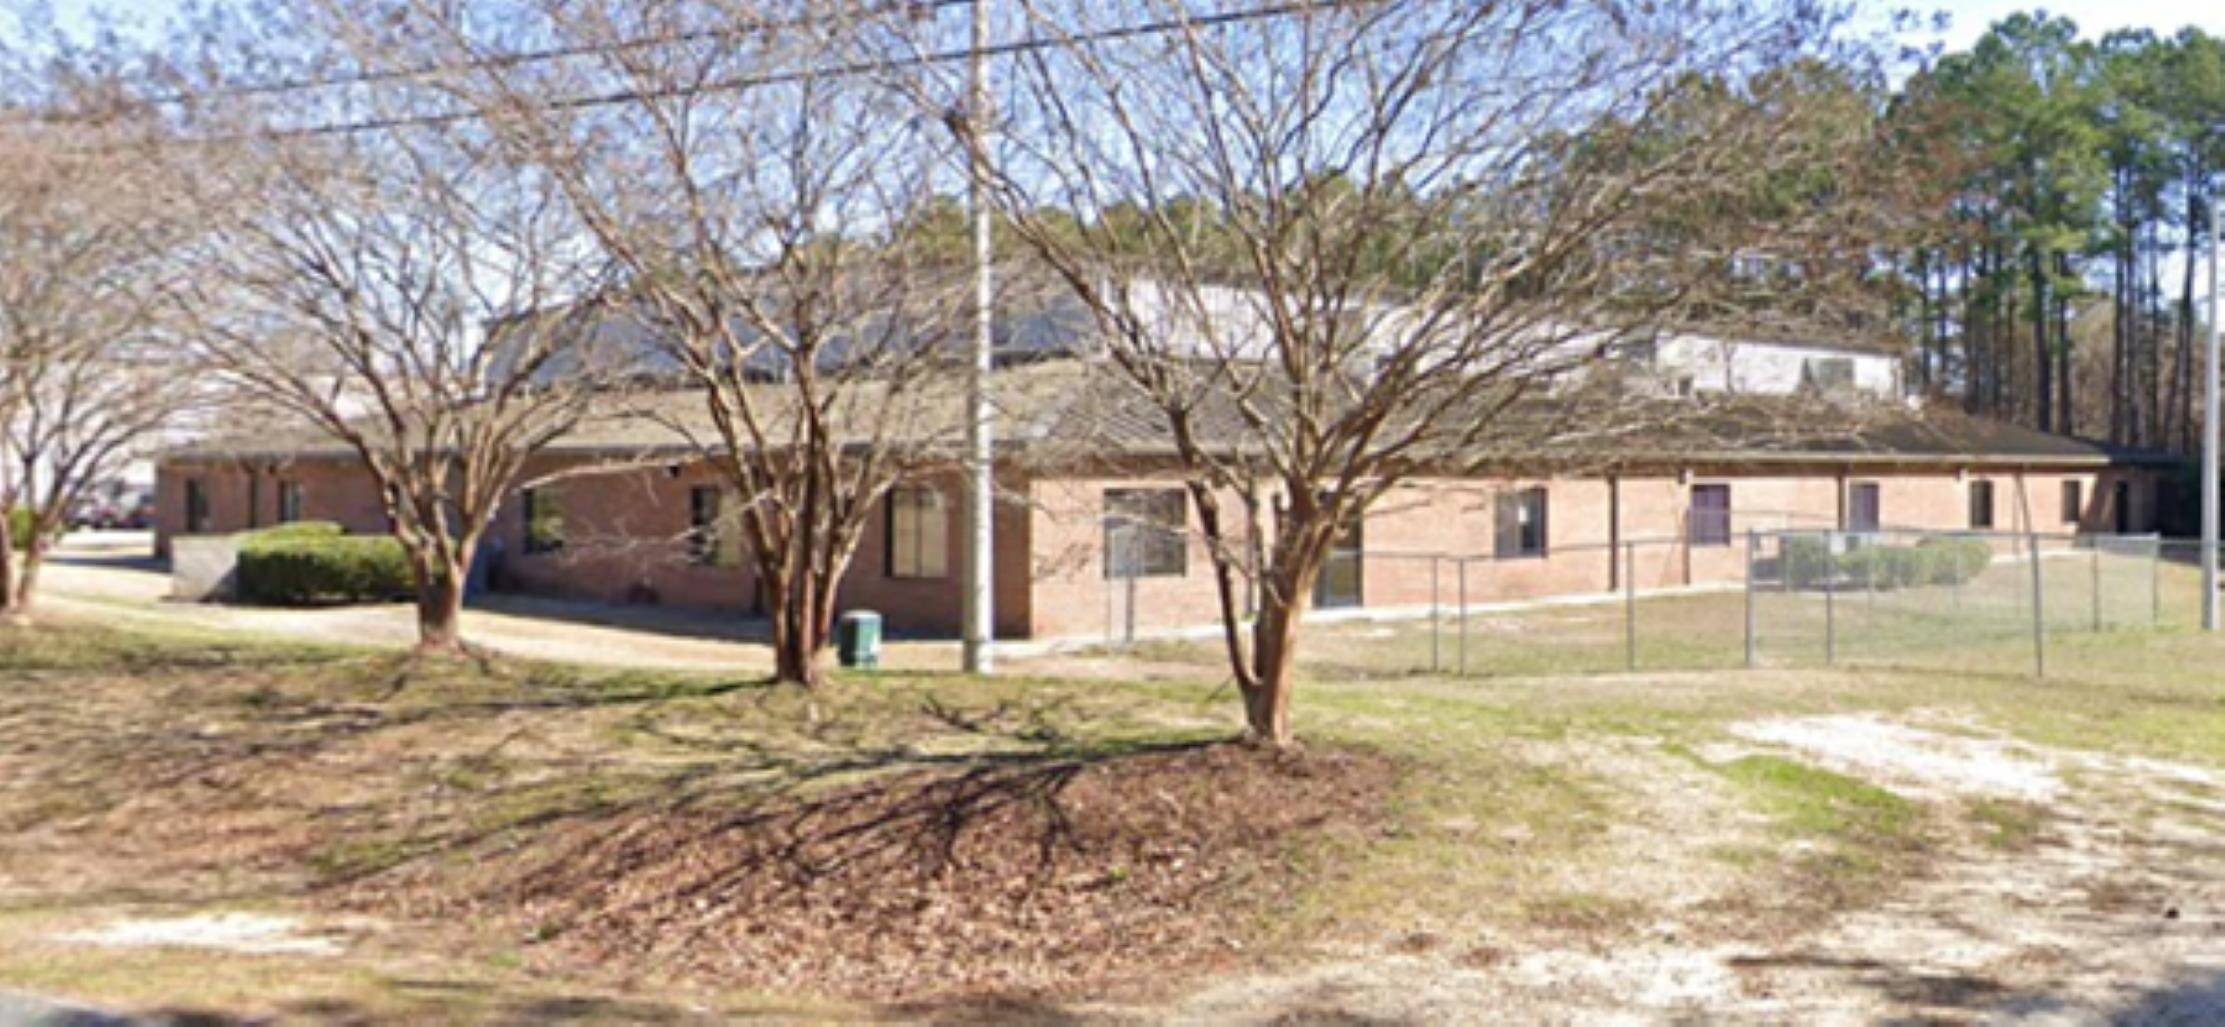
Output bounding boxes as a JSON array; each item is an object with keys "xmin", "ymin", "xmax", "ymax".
[
  {"xmin": 1104, "ymin": 488, "xmax": 1187, "ymax": 578},
  {"xmin": 886, "ymin": 486, "xmax": 949, "ymax": 578}
]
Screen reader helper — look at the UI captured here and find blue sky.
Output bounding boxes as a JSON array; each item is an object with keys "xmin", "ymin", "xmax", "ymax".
[
  {"xmin": 35, "ymin": 0, "xmax": 2225, "ymax": 52},
  {"xmin": 1898, "ymin": 0, "xmax": 2225, "ymax": 51}
]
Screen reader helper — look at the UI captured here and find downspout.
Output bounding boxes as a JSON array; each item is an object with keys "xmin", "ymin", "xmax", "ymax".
[{"xmin": 1836, "ymin": 466, "xmax": 1849, "ymax": 530}]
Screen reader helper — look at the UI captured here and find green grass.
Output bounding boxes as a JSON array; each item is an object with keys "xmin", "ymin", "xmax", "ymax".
[
  {"xmin": 1712, "ymin": 755, "xmax": 1919, "ymax": 841},
  {"xmin": 1100, "ymin": 547, "xmax": 2209, "ymax": 686},
  {"xmin": 1701, "ymin": 754, "xmax": 1926, "ymax": 906},
  {"xmin": 1965, "ymin": 798, "xmax": 2048, "ymax": 851}
]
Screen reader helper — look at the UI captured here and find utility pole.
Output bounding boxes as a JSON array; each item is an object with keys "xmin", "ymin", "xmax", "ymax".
[
  {"xmin": 2206, "ymin": 198, "xmax": 2221, "ymax": 631},
  {"xmin": 962, "ymin": 0, "xmax": 997, "ymax": 671}
]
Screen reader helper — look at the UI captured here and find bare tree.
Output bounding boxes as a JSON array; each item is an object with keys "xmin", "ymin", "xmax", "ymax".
[
  {"xmin": 360, "ymin": 0, "xmax": 980, "ymax": 686},
  {"xmin": 167, "ymin": 54, "xmax": 627, "ymax": 653},
  {"xmin": 0, "ymin": 100, "xmax": 199, "ymax": 625},
  {"xmin": 978, "ymin": 0, "xmax": 1880, "ymax": 745}
]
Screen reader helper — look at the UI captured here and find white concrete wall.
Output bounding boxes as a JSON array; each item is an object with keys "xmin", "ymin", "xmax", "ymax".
[{"xmin": 1654, "ymin": 334, "xmax": 1901, "ymax": 397}]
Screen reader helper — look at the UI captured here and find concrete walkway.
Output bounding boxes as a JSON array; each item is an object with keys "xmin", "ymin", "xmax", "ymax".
[
  {"xmin": 0, "ymin": 990, "xmax": 139, "ymax": 1027},
  {"xmin": 34, "ymin": 534, "xmax": 963, "ymax": 675}
]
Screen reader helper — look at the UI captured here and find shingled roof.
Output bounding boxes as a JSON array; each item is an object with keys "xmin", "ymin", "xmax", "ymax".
[{"xmin": 165, "ymin": 356, "xmax": 2177, "ymax": 473}]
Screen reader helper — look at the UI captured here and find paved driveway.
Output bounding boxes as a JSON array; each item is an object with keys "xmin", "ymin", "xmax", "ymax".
[{"xmin": 35, "ymin": 534, "xmax": 962, "ymax": 675}]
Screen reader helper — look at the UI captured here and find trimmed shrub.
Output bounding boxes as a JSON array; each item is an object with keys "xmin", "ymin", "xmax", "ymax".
[
  {"xmin": 1782, "ymin": 535, "xmax": 1835, "ymax": 588},
  {"xmin": 249, "ymin": 520, "xmax": 346, "ymax": 542},
  {"xmin": 1833, "ymin": 545, "xmax": 1888, "ymax": 588},
  {"xmin": 8, "ymin": 507, "xmax": 61, "ymax": 552},
  {"xmin": 1915, "ymin": 536, "xmax": 1992, "ymax": 586},
  {"xmin": 236, "ymin": 523, "xmax": 414, "ymax": 606},
  {"xmin": 1780, "ymin": 535, "xmax": 1991, "ymax": 592}
]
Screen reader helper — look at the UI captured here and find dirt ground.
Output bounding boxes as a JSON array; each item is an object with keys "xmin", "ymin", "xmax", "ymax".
[
  {"xmin": 1101, "ymin": 716, "xmax": 2225, "ymax": 1025},
  {"xmin": 8, "ymin": 537, "xmax": 2225, "ymax": 1023}
]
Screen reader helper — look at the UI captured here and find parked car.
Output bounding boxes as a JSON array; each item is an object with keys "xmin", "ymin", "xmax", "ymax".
[{"xmin": 67, "ymin": 490, "xmax": 155, "ymax": 530}]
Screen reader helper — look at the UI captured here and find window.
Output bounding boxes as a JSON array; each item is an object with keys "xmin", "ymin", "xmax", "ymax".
[
  {"xmin": 1689, "ymin": 484, "xmax": 1731, "ymax": 547},
  {"xmin": 1495, "ymin": 487, "xmax": 1549, "ymax": 559},
  {"xmin": 688, "ymin": 486, "xmax": 723, "ymax": 566},
  {"xmin": 521, "ymin": 487, "xmax": 564, "ymax": 554},
  {"xmin": 277, "ymin": 482, "xmax": 303, "ymax": 524},
  {"xmin": 184, "ymin": 478, "xmax": 209, "ymax": 534},
  {"xmin": 1104, "ymin": 489, "xmax": 1187, "ymax": 578},
  {"xmin": 1968, "ymin": 480, "xmax": 1995, "ymax": 530},
  {"xmin": 1801, "ymin": 357, "xmax": 1856, "ymax": 393},
  {"xmin": 246, "ymin": 476, "xmax": 262, "ymax": 530},
  {"xmin": 1847, "ymin": 481, "xmax": 1881, "ymax": 533},
  {"xmin": 885, "ymin": 487, "xmax": 949, "ymax": 578},
  {"xmin": 2061, "ymin": 480, "xmax": 2082, "ymax": 525}
]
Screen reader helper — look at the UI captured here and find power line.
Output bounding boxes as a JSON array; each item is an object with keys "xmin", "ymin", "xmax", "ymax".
[
  {"xmin": 27, "ymin": 2, "xmax": 1323, "ymax": 144},
  {"xmin": 126, "ymin": 0, "xmax": 979, "ymax": 108}
]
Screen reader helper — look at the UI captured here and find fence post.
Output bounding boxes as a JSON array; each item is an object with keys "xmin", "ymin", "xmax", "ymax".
[
  {"xmin": 2091, "ymin": 539, "xmax": 2102, "ymax": 632},
  {"xmin": 2030, "ymin": 529, "xmax": 2046, "ymax": 678},
  {"xmin": 1824, "ymin": 531, "xmax": 1837, "ymax": 666},
  {"xmin": 2152, "ymin": 535, "xmax": 2163, "ymax": 626},
  {"xmin": 1457, "ymin": 557, "xmax": 1469, "ymax": 676},
  {"xmin": 1951, "ymin": 538, "xmax": 1964, "ymax": 613},
  {"xmin": 1625, "ymin": 540, "xmax": 1637, "ymax": 672},
  {"xmin": 1744, "ymin": 529, "xmax": 1757, "ymax": 670},
  {"xmin": 1125, "ymin": 573, "xmax": 1138, "ymax": 645},
  {"xmin": 1430, "ymin": 555, "xmax": 1441, "ymax": 673}
]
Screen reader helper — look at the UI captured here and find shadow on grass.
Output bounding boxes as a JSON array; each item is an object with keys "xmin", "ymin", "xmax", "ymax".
[
  {"xmin": 0, "ymin": 623, "xmax": 1395, "ymax": 1013},
  {"xmin": 129, "ymin": 987, "xmax": 734, "ymax": 1025},
  {"xmin": 1732, "ymin": 947, "xmax": 2225, "ymax": 1024}
]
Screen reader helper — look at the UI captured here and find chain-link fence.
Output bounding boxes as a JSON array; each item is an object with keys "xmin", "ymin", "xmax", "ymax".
[{"xmin": 1093, "ymin": 528, "xmax": 2186, "ymax": 679}]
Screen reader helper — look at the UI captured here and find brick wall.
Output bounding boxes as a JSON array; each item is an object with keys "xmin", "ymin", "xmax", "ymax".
[
  {"xmin": 487, "ymin": 458, "xmax": 1033, "ymax": 638},
  {"xmin": 1016, "ymin": 463, "xmax": 2163, "ymax": 641},
  {"xmin": 155, "ymin": 457, "xmax": 389, "ymax": 557},
  {"xmin": 156, "ymin": 449, "xmax": 2165, "ymax": 641}
]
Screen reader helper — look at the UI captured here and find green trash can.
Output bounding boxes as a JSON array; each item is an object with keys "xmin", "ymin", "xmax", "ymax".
[{"xmin": 836, "ymin": 610, "xmax": 882, "ymax": 669}]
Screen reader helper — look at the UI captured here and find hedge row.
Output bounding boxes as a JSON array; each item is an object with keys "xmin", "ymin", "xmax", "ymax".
[
  {"xmin": 235, "ymin": 521, "xmax": 415, "ymax": 606},
  {"xmin": 7, "ymin": 507, "xmax": 61, "ymax": 552},
  {"xmin": 1783, "ymin": 535, "xmax": 1993, "ymax": 590}
]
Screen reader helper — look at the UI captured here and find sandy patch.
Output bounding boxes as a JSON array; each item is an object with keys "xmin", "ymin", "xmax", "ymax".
[
  {"xmin": 59, "ymin": 912, "xmax": 357, "ymax": 956},
  {"xmin": 1721, "ymin": 712, "xmax": 2061, "ymax": 801},
  {"xmin": 1130, "ymin": 717, "xmax": 2225, "ymax": 1025}
]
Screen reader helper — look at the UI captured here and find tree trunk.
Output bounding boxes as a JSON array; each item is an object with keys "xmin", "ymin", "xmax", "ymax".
[
  {"xmin": 2056, "ymin": 251, "xmax": 2074, "ymax": 437},
  {"xmin": 0, "ymin": 533, "xmax": 22, "ymax": 627},
  {"xmin": 2031, "ymin": 247, "xmax": 2052, "ymax": 433},
  {"xmin": 1915, "ymin": 248, "xmax": 1934, "ymax": 392},
  {"xmin": 414, "ymin": 557, "xmax": 468, "ymax": 654},
  {"xmin": 2112, "ymin": 209, "xmax": 2129, "ymax": 443},
  {"xmin": 770, "ymin": 595, "xmax": 828, "ymax": 688},
  {"xmin": 1243, "ymin": 587, "xmax": 1306, "ymax": 748},
  {"xmin": 1240, "ymin": 532, "xmax": 1334, "ymax": 749},
  {"xmin": 762, "ymin": 561, "xmax": 829, "ymax": 689},
  {"xmin": 13, "ymin": 540, "xmax": 43, "ymax": 620}
]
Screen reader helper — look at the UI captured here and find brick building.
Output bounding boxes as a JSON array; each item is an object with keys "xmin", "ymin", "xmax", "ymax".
[{"xmin": 156, "ymin": 352, "xmax": 2176, "ymax": 643}]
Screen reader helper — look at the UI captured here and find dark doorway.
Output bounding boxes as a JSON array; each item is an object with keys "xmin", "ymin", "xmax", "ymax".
[
  {"xmin": 1848, "ymin": 482, "xmax": 1882, "ymax": 534},
  {"xmin": 2113, "ymin": 480, "xmax": 2132, "ymax": 534}
]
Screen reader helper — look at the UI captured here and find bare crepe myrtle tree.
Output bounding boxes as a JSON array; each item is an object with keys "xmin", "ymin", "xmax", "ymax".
[
  {"xmin": 0, "ymin": 96, "xmax": 202, "ymax": 625},
  {"xmin": 365, "ymin": 0, "xmax": 980, "ymax": 686},
  {"xmin": 170, "ymin": 78, "xmax": 628, "ymax": 654},
  {"xmin": 977, "ymin": 0, "xmax": 1882, "ymax": 745}
]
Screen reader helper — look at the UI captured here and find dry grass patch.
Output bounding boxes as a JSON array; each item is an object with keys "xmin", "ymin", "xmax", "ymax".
[{"xmin": 352, "ymin": 743, "xmax": 1397, "ymax": 1001}]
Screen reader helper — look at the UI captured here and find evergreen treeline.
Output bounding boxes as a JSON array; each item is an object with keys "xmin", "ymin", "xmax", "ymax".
[{"xmin": 1894, "ymin": 14, "xmax": 2225, "ymax": 450}]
